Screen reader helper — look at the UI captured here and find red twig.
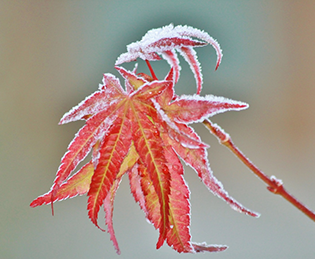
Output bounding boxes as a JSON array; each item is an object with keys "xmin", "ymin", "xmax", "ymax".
[
  {"xmin": 203, "ymin": 119, "xmax": 315, "ymax": 222},
  {"xmin": 145, "ymin": 60, "xmax": 158, "ymax": 80}
]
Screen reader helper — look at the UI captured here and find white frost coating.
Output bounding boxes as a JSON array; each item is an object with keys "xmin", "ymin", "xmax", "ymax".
[
  {"xmin": 129, "ymin": 79, "xmax": 167, "ymax": 98},
  {"xmin": 124, "ymin": 24, "xmax": 209, "ymax": 55},
  {"xmin": 115, "ymin": 52, "xmax": 140, "ymax": 65},
  {"xmin": 208, "ymin": 122, "xmax": 230, "ymax": 143},
  {"xmin": 60, "ymin": 73, "xmax": 124, "ymax": 125},
  {"xmin": 161, "ymin": 49, "xmax": 181, "ymax": 84},
  {"xmin": 152, "ymin": 99, "xmax": 206, "ymax": 149},
  {"xmin": 173, "ymin": 24, "xmax": 223, "ymax": 69},
  {"xmin": 115, "ymin": 24, "xmax": 222, "ymax": 94},
  {"xmin": 102, "ymin": 73, "xmax": 125, "ymax": 93},
  {"xmin": 270, "ymin": 175, "xmax": 283, "ymax": 186},
  {"xmin": 172, "ymin": 137, "xmax": 259, "ymax": 217},
  {"xmin": 60, "ymin": 91, "xmax": 107, "ymax": 125},
  {"xmin": 100, "ymin": 73, "xmax": 118, "ymax": 90},
  {"xmin": 115, "ymin": 23, "xmax": 222, "ymax": 74},
  {"xmin": 170, "ymin": 94, "xmax": 248, "ymax": 124},
  {"xmin": 180, "ymin": 141, "xmax": 206, "ymax": 150},
  {"xmin": 152, "ymin": 99, "xmax": 179, "ymax": 132},
  {"xmin": 175, "ymin": 94, "xmax": 249, "ymax": 107},
  {"xmin": 92, "ymin": 143, "xmax": 101, "ymax": 168},
  {"xmin": 115, "ymin": 66, "xmax": 147, "ymax": 86},
  {"xmin": 132, "ymin": 63, "xmax": 138, "ymax": 73}
]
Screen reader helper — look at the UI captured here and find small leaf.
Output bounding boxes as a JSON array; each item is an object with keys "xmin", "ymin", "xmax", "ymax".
[
  {"xmin": 163, "ymin": 146, "xmax": 194, "ymax": 253},
  {"xmin": 165, "ymin": 130, "xmax": 259, "ymax": 217},
  {"xmin": 155, "ymin": 72, "xmax": 175, "ymax": 107},
  {"xmin": 129, "ymin": 164, "xmax": 148, "ymax": 215},
  {"xmin": 30, "ymin": 161, "xmax": 94, "ymax": 207},
  {"xmin": 104, "ymin": 176, "xmax": 123, "ymax": 255},
  {"xmin": 165, "ymin": 94, "xmax": 249, "ymax": 124},
  {"xmin": 60, "ymin": 74, "xmax": 124, "ymax": 124},
  {"xmin": 52, "ymin": 108, "xmax": 118, "ymax": 196},
  {"xmin": 117, "ymin": 143, "xmax": 139, "ymax": 179},
  {"xmin": 173, "ymin": 24, "xmax": 223, "ymax": 70},
  {"xmin": 191, "ymin": 243, "xmax": 228, "ymax": 253},
  {"xmin": 131, "ymin": 104, "xmax": 171, "ymax": 248},
  {"xmin": 87, "ymin": 107, "xmax": 132, "ymax": 229},
  {"xmin": 130, "ymin": 80, "xmax": 171, "ymax": 100},
  {"xmin": 115, "ymin": 66, "xmax": 147, "ymax": 90},
  {"xmin": 137, "ymin": 161, "xmax": 161, "ymax": 230},
  {"xmin": 103, "ymin": 144, "xmax": 138, "ymax": 255},
  {"xmin": 162, "ymin": 50, "xmax": 180, "ymax": 84}
]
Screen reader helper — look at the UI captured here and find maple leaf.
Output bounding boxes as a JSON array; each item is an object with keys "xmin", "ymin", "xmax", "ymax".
[
  {"xmin": 30, "ymin": 23, "xmax": 315, "ymax": 256},
  {"xmin": 31, "ymin": 24, "xmax": 261, "ymax": 255},
  {"xmin": 31, "ymin": 67, "xmax": 171, "ymax": 250},
  {"xmin": 30, "ymin": 65, "xmax": 257, "ymax": 253},
  {"xmin": 116, "ymin": 23, "xmax": 222, "ymax": 94}
]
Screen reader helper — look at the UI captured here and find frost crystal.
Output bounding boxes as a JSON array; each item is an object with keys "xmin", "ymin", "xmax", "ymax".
[{"xmin": 116, "ymin": 24, "xmax": 223, "ymax": 94}]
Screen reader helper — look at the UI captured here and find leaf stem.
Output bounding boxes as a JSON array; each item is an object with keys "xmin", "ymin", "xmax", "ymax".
[
  {"xmin": 203, "ymin": 119, "xmax": 315, "ymax": 222},
  {"xmin": 145, "ymin": 60, "xmax": 158, "ymax": 80}
]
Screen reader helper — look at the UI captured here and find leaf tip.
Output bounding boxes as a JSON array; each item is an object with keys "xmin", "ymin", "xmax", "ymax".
[
  {"xmin": 88, "ymin": 211, "xmax": 106, "ymax": 232},
  {"xmin": 214, "ymin": 61, "xmax": 220, "ymax": 71},
  {"xmin": 29, "ymin": 199, "xmax": 38, "ymax": 208},
  {"xmin": 156, "ymin": 235, "xmax": 165, "ymax": 250},
  {"xmin": 192, "ymin": 242, "xmax": 228, "ymax": 253}
]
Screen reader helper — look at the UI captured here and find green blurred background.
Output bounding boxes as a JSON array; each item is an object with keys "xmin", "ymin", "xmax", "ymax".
[{"xmin": 1, "ymin": 1, "xmax": 315, "ymax": 258}]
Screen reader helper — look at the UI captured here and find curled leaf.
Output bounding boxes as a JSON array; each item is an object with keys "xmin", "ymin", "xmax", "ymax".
[{"xmin": 116, "ymin": 24, "xmax": 222, "ymax": 93}]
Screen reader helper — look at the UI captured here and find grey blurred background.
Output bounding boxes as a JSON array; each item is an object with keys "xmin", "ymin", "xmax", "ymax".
[{"xmin": 1, "ymin": 1, "xmax": 315, "ymax": 258}]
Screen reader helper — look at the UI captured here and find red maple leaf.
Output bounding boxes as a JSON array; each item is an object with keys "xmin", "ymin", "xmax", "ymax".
[
  {"xmin": 30, "ymin": 65, "xmax": 258, "ymax": 254},
  {"xmin": 31, "ymin": 24, "xmax": 260, "ymax": 254}
]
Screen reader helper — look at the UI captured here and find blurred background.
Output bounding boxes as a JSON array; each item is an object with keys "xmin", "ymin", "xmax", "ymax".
[{"xmin": 1, "ymin": 1, "xmax": 315, "ymax": 258}]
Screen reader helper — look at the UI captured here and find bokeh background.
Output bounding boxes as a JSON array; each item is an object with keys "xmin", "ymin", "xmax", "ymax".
[{"xmin": 1, "ymin": 1, "xmax": 315, "ymax": 258}]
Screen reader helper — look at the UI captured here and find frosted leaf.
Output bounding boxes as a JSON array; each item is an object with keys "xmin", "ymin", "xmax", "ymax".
[
  {"xmin": 165, "ymin": 94, "xmax": 249, "ymax": 124},
  {"xmin": 152, "ymin": 99, "xmax": 208, "ymax": 149},
  {"xmin": 161, "ymin": 50, "xmax": 181, "ymax": 84},
  {"xmin": 115, "ymin": 52, "xmax": 139, "ymax": 65},
  {"xmin": 115, "ymin": 24, "xmax": 222, "ymax": 93},
  {"xmin": 191, "ymin": 242, "xmax": 228, "ymax": 253},
  {"xmin": 60, "ymin": 73, "xmax": 124, "ymax": 125},
  {"xmin": 172, "ymin": 24, "xmax": 223, "ymax": 70},
  {"xmin": 59, "ymin": 91, "xmax": 109, "ymax": 124},
  {"xmin": 104, "ymin": 177, "xmax": 123, "ymax": 255},
  {"xmin": 167, "ymin": 130, "xmax": 259, "ymax": 218},
  {"xmin": 115, "ymin": 66, "xmax": 147, "ymax": 91}
]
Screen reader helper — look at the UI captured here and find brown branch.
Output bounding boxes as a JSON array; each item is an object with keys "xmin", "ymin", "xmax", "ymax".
[{"xmin": 203, "ymin": 119, "xmax": 315, "ymax": 222}]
